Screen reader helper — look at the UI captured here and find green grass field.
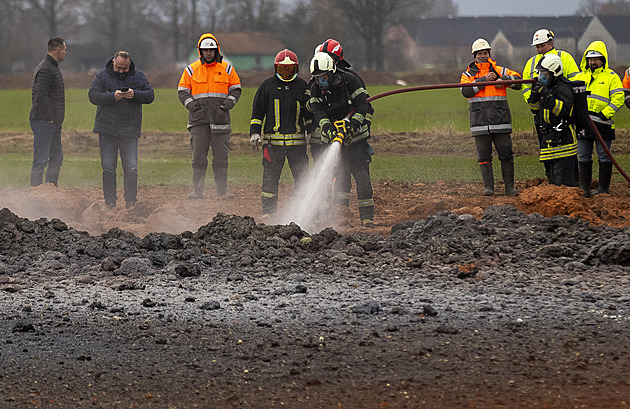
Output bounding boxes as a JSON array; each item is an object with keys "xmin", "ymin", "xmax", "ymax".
[
  {"xmin": 2, "ymin": 86, "xmax": 629, "ymax": 189},
  {"xmin": 3, "ymin": 86, "xmax": 629, "ymax": 134}
]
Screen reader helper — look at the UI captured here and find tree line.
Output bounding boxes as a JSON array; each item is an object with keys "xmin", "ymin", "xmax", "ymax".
[
  {"xmin": 0, "ymin": 0, "xmax": 627, "ymax": 74},
  {"xmin": 0, "ymin": 0, "xmax": 456, "ymax": 73}
]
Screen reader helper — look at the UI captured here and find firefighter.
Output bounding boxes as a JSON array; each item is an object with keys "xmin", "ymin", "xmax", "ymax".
[
  {"xmin": 249, "ymin": 49, "xmax": 311, "ymax": 218},
  {"xmin": 527, "ymin": 54, "xmax": 578, "ymax": 187},
  {"xmin": 310, "ymin": 39, "xmax": 373, "ymax": 167},
  {"xmin": 460, "ymin": 38, "xmax": 522, "ymax": 196},
  {"xmin": 522, "ymin": 29, "xmax": 580, "ymax": 184},
  {"xmin": 574, "ymin": 41, "xmax": 624, "ymax": 197},
  {"xmin": 311, "ymin": 39, "xmax": 375, "ymax": 209},
  {"xmin": 308, "ymin": 52, "xmax": 375, "ymax": 228},
  {"xmin": 178, "ymin": 33, "xmax": 242, "ymax": 199}
]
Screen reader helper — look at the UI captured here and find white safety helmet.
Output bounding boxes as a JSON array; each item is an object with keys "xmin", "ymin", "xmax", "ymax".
[
  {"xmin": 585, "ymin": 50, "xmax": 604, "ymax": 58},
  {"xmin": 531, "ymin": 29, "xmax": 554, "ymax": 46},
  {"xmin": 310, "ymin": 52, "xmax": 336, "ymax": 75},
  {"xmin": 199, "ymin": 37, "xmax": 218, "ymax": 49},
  {"xmin": 471, "ymin": 38, "xmax": 491, "ymax": 54},
  {"xmin": 536, "ymin": 54, "xmax": 563, "ymax": 77}
]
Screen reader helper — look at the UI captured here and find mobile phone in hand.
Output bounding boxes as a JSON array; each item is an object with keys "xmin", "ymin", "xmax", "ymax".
[{"xmin": 121, "ymin": 87, "xmax": 129, "ymax": 92}]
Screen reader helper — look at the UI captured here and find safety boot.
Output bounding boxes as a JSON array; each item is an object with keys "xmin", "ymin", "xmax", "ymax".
[
  {"xmin": 596, "ymin": 161, "xmax": 613, "ymax": 195},
  {"xmin": 480, "ymin": 163, "xmax": 494, "ymax": 196},
  {"xmin": 187, "ymin": 167, "xmax": 206, "ymax": 199},
  {"xmin": 579, "ymin": 161, "xmax": 593, "ymax": 198},
  {"xmin": 214, "ymin": 166, "xmax": 233, "ymax": 198},
  {"xmin": 501, "ymin": 160, "xmax": 519, "ymax": 196}
]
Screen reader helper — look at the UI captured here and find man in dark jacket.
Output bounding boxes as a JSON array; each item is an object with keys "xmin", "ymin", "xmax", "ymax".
[
  {"xmin": 88, "ymin": 51, "xmax": 154, "ymax": 209},
  {"xmin": 29, "ymin": 37, "xmax": 67, "ymax": 187}
]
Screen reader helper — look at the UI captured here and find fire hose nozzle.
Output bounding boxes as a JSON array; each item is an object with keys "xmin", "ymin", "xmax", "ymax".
[{"xmin": 332, "ymin": 119, "xmax": 349, "ymax": 145}]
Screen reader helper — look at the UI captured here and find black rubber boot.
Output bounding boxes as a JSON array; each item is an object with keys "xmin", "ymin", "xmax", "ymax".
[
  {"xmin": 579, "ymin": 161, "xmax": 592, "ymax": 198},
  {"xmin": 188, "ymin": 167, "xmax": 206, "ymax": 199},
  {"xmin": 596, "ymin": 161, "xmax": 613, "ymax": 195},
  {"xmin": 214, "ymin": 166, "xmax": 233, "ymax": 198},
  {"xmin": 501, "ymin": 161, "xmax": 519, "ymax": 196},
  {"xmin": 480, "ymin": 163, "xmax": 494, "ymax": 196}
]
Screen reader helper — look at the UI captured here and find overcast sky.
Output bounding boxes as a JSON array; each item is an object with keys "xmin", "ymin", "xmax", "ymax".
[{"xmin": 453, "ymin": 0, "xmax": 581, "ymax": 16}]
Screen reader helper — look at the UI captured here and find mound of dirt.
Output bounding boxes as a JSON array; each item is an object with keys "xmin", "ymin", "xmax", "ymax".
[{"xmin": 1, "ymin": 197, "xmax": 630, "ymax": 408}]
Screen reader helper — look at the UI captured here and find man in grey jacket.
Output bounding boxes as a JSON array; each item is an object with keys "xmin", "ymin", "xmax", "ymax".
[{"xmin": 29, "ymin": 37, "xmax": 66, "ymax": 187}]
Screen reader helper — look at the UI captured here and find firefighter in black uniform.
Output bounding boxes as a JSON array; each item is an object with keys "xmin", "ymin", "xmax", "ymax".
[
  {"xmin": 250, "ymin": 49, "xmax": 312, "ymax": 217},
  {"xmin": 308, "ymin": 52, "xmax": 375, "ymax": 228}
]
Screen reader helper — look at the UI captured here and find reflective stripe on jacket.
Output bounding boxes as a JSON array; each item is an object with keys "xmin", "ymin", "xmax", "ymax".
[
  {"xmin": 177, "ymin": 33, "xmax": 242, "ymax": 130},
  {"xmin": 249, "ymin": 75, "xmax": 311, "ymax": 147},
  {"xmin": 529, "ymin": 77, "xmax": 578, "ymax": 162},
  {"xmin": 522, "ymin": 49, "xmax": 579, "ymax": 103},
  {"xmin": 574, "ymin": 41, "xmax": 624, "ymax": 129},
  {"xmin": 460, "ymin": 58, "xmax": 521, "ymax": 137}
]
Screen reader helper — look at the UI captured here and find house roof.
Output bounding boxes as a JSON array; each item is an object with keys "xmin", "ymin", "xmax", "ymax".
[
  {"xmin": 213, "ymin": 32, "xmax": 285, "ymax": 56},
  {"xmin": 596, "ymin": 15, "xmax": 630, "ymax": 43},
  {"xmin": 403, "ymin": 16, "xmax": 591, "ymax": 48}
]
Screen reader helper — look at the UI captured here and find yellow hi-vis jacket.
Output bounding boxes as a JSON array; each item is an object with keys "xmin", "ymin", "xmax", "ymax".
[
  {"xmin": 573, "ymin": 40, "xmax": 624, "ymax": 130},
  {"xmin": 522, "ymin": 49, "xmax": 579, "ymax": 104}
]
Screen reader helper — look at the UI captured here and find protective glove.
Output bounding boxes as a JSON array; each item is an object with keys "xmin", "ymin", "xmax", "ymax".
[
  {"xmin": 250, "ymin": 134, "xmax": 262, "ymax": 150},
  {"xmin": 527, "ymin": 90, "xmax": 541, "ymax": 104},
  {"xmin": 219, "ymin": 104, "xmax": 228, "ymax": 111},
  {"xmin": 349, "ymin": 118, "xmax": 362, "ymax": 135},
  {"xmin": 594, "ymin": 111, "xmax": 608, "ymax": 121},
  {"xmin": 321, "ymin": 123, "xmax": 336, "ymax": 142},
  {"xmin": 262, "ymin": 145, "xmax": 273, "ymax": 168}
]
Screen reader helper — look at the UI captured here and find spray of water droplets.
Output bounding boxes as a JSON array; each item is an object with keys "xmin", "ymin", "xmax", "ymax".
[{"xmin": 276, "ymin": 143, "xmax": 342, "ymax": 232}]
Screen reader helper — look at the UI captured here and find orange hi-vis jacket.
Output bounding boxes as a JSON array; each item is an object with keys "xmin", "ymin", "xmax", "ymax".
[
  {"xmin": 623, "ymin": 67, "xmax": 630, "ymax": 108},
  {"xmin": 460, "ymin": 58, "xmax": 521, "ymax": 137},
  {"xmin": 178, "ymin": 33, "xmax": 242, "ymax": 131}
]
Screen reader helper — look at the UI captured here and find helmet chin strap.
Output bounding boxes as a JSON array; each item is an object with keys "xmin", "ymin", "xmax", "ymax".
[{"xmin": 276, "ymin": 73, "xmax": 297, "ymax": 82}]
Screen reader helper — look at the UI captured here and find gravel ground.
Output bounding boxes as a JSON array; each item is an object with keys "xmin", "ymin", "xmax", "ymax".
[{"xmin": 1, "ymin": 205, "xmax": 630, "ymax": 408}]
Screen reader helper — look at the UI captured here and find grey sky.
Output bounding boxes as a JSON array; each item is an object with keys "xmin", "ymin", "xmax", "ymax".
[{"xmin": 453, "ymin": 0, "xmax": 581, "ymax": 16}]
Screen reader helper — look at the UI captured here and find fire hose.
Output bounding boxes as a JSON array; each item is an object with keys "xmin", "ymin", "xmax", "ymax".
[{"xmin": 364, "ymin": 79, "xmax": 630, "ymax": 185}]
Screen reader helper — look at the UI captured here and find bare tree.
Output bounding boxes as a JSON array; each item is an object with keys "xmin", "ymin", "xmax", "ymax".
[
  {"xmin": 333, "ymin": 0, "xmax": 431, "ymax": 71},
  {"xmin": 223, "ymin": 0, "xmax": 282, "ymax": 32},
  {"xmin": 577, "ymin": 0, "xmax": 630, "ymax": 15}
]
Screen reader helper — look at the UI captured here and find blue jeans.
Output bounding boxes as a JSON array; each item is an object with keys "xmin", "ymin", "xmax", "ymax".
[
  {"xmin": 578, "ymin": 138, "xmax": 612, "ymax": 163},
  {"xmin": 30, "ymin": 120, "xmax": 63, "ymax": 186},
  {"xmin": 99, "ymin": 134, "xmax": 138, "ymax": 206}
]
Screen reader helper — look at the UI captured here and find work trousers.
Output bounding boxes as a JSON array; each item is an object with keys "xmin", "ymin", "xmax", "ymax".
[
  {"xmin": 334, "ymin": 140, "xmax": 374, "ymax": 222},
  {"xmin": 473, "ymin": 133, "xmax": 514, "ymax": 164},
  {"xmin": 99, "ymin": 134, "xmax": 139, "ymax": 206},
  {"xmin": 30, "ymin": 120, "xmax": 63, "ymax": 186},
  {"xmin": 189, "ymin": 124, "xmax": 230, "ymax": 195},
  {"xmin": 261, "ymin": 145, "xmax": 309, "ymax": 214}
]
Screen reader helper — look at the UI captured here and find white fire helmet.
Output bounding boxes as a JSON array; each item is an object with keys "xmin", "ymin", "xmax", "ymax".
[
  {"xmin": 531, "ymin": 29, "xmax": 554, "ymax": 46},
  {"xmin": 310, "ymin": 52, "xmax": 336, "ymax": 75},
  {"xmin": 536, "ymin": 54, "xmax": 563, "ymax": 78}
]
